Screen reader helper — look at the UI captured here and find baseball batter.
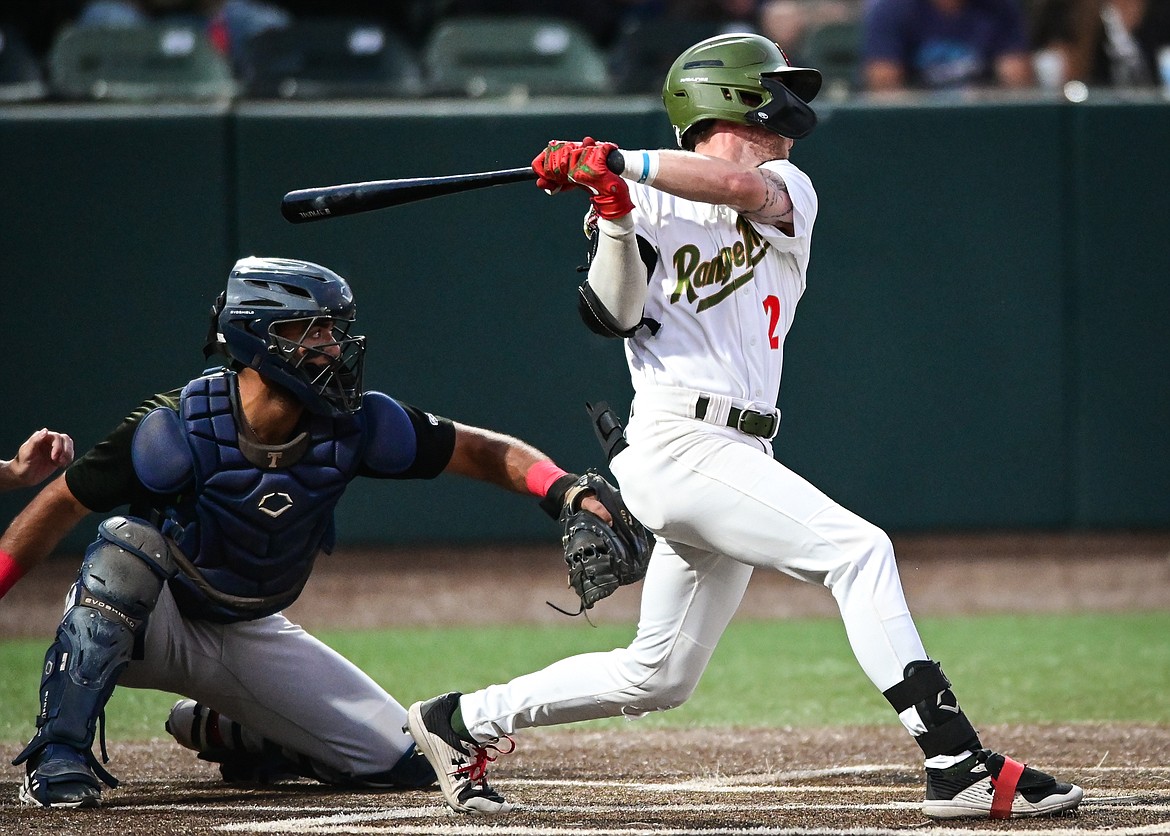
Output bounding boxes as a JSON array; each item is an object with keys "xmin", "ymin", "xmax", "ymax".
[
  {"xmin": 406, "ymin": 34, "xmax": 1084, "ymax": 821},
  {"xmin": 1, "ymin": 256, "xmax": 600, "ymax": 809}
]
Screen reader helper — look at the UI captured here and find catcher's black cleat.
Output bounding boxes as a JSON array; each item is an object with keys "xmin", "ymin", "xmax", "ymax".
[
  {"xmin": 405, "ymin": 693, "xmax": 514, "ymax": 814},
  {"xmin": 166, "ymin": 699, "xmax": 306, "ymax": 784},
  {"xmin": 923, "ymin": 749, "xmax": 1083, "ymax": 819},
  {"xmin": 19, "ymin": 744, "xmax": 103, "ymax": 809}
]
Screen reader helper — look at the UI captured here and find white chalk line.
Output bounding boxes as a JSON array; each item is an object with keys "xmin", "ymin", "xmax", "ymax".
[
  {"xmin": 124, "ymin": 761, "xmax": 1170, "ymax": 835},
  {"xmin": 198, "ymin": 792, "xmax": 1170, "ymax": 835},
  {"xmin": 212, "ymin": 819, "xmax": 1170, "ymax": 836}
]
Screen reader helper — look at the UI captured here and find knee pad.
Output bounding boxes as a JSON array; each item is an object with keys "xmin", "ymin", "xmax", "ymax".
[{"xmin": 85, "ymin": 517, "xmax": 176, "ymax": 613}]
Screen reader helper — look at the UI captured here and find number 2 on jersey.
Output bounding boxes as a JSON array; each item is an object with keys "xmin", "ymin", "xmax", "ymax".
[{"xmin": 763, "ymin": 295, "xmax": 781, "ymax": 349}]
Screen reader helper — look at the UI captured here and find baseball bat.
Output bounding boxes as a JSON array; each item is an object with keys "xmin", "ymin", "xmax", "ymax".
[{"xmin": 280, "ymin": 150, "xmax": 625, "ymax": 224}]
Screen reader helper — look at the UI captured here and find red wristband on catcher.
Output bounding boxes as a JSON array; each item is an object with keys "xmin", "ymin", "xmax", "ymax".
[
  {"xmin": 0, "ymin": 549, "xmax": 25, "ymax": 599},
  {"xmin": 526, "ymin": 460, "xmax": 569, "ymax": 498}
]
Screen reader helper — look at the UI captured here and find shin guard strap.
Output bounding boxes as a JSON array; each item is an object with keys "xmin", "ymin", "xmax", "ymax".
[
  {"xmin": 882, "ymin": 661, "xmax": 949, "ymax": 713},
  {"xmin": 913, "ymin": 714, "xmax": 980, "ymax": 758},
  {"xmin": 884, "ymin": 661, "xmax": 981, "ymax": 758},
  {"xmin": 991, "ymin": 755, "xmax": 1025, "ymax": 818}
]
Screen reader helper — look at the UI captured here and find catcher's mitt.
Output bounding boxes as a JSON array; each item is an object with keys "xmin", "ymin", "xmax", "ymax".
[{"xmin": 557, "ymin": 471, "xmax": 653, "ymax": 613}]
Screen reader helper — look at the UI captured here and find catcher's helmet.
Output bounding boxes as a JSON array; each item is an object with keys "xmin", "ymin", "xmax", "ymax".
[
  {"xmin": 207, "ymin": 256, "xmax": 366, "ymax": 416},
  {"xmin": 662, "ymin": 33, "xmax": 822, "ymax": 147}
]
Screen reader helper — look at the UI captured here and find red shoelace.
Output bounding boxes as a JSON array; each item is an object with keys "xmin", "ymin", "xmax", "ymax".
[{"xmin": 453, "ymin": 736, "xmax": 516, "ymax": 783}]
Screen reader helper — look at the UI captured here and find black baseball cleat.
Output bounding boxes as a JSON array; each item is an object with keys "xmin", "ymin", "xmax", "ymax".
[
  {"xmin": 923, "ymin": 749, "xmax": 1083, "ymax": 819},
  {"xmin": 404, "ymin": 692, "xmax": 514, "ymax": 814},
  {"xmin": 19, "ymin": 744, "xmax": 103, "ymax": 809}
]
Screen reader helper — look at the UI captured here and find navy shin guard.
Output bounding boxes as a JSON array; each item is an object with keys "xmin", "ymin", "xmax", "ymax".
[{"xmin": 13, "ymin": 517, "xmax": 173, "ymax": 785}]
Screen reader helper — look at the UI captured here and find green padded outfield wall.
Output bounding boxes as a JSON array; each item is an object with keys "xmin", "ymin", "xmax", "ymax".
[
  {"xmin": 1, "ymin": 95, "xmax": 1166, "ymax": 550},
  {"xmin": 782, "ymin": 100, "xmax": 1070, "ymax": 528},
  {"xmin": 1065, "ymin": 100, "xmax": 1170, "ymax": 527},
  {"xmin": 1, "ymin": 103, "xmax": 234, "ymax": 551}
]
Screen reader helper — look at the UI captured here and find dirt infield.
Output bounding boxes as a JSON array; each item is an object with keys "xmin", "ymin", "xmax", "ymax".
[
  {"xmin": 2, "ymin": 532, "xmax": 1168, "ymax": 834},
  {"xmin": 2, "ymin": 723, "xmax": 1168, "ymax": 835}
]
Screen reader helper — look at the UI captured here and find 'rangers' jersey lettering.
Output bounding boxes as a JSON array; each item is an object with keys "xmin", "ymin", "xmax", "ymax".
[{"xmin": 669, "ymin": 215, "xmax": 771, "ymax": 311}]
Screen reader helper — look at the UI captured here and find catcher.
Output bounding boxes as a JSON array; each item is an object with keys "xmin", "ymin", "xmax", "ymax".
[{"xmin": 0, "ymin": 255, "xmax": 644, "ymax": 809}]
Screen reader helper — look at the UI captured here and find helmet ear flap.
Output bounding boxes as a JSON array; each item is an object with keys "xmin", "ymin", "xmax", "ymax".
[
  {"xmin": 203, "ymin": 291, "xmax": 228, "ymax": 360},
  {"xmin": 747, "ymin": 76, "xmax": 819, "ymax": 139}
]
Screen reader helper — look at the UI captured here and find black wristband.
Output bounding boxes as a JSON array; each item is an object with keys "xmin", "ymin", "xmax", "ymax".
[{"xmin": 539, "ymin": 473, "xmax": 579, "ymax": 520}]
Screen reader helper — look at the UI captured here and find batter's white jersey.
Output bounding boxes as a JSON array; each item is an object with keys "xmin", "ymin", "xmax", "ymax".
[{"xmin": 626, "ymin": 159, "xmax": 817, "ymax": 413}]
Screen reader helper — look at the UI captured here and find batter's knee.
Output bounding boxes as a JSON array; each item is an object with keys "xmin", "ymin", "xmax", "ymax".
[
  {"xmin": 867, "ymin": 525, "xmax": 895, "ymax": 561},
  {"xmin": 615, "ymin": 645, "xmax": 705, "ymax": 713},
  {"xmin": 825, "ymin": 518, "xmax": 895, "ymax": 576}
]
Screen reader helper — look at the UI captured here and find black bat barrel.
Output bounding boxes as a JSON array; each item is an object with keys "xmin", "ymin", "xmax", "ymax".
[{"xmin": 281, "ymin": 149, "xmax": 627, "ymax": 224}]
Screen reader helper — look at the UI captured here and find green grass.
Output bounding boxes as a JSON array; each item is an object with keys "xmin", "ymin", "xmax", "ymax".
[{"xmin": 2, "ymin": 612, "xmax": 1168, "ymax": 742}]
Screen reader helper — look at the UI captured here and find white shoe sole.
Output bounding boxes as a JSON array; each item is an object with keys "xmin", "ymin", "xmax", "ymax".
[
  {"xmin": 19, "ymin": 775, "xmax": 101, "ymax": 809},
  {"xmin": 924, "ymin": 781, "xmax": 1083, "ymax": 819},
  {"xmin": 405, "ymin": 701, "xmax": 513, "ymax": 815}
]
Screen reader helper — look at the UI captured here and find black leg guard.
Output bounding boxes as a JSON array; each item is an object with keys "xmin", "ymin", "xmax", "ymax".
[
  {"xmin": 883, "ymin": 660, "xmax": 983, "ymax": 759},
  {"xmin": 167, "ymin": 700, "xmax": 436, "ymax": 789},
  {"xmin": 12, "ymin": 516, "xmax": 174, "ymax": 788}
]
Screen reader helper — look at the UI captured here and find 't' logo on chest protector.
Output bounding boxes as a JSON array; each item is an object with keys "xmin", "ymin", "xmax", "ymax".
[{"xmin": 669, "ymin": 216, "xmax": 770, "ymax": 312}]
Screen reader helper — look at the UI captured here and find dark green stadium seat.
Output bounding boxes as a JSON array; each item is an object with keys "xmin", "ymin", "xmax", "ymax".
[
  {"xmin": 0, "ymin": 26, "xmax": 48, "ymax": 102},
  {"xmin": 423, "ymin": 16, "xmax": 609, "ymax": 98},
  {"xmin": 48, "ymin": 23, "xmax": 236, "ymax": 102},
  {"xmin": 240, "ymin": 19, "xmax": 425, "ymax": 100},
  {"xmin": 798, "ymin": 20, "xmax": 861, "ymax": 100},
  {"xmin": 608, "ymin": 20, "xmax": 725, "ymax": 95}
]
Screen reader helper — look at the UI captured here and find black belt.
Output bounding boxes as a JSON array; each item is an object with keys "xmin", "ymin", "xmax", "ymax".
[{"xmin": 694, "ymin": 396, "xmax": 777, "ymax": 439}]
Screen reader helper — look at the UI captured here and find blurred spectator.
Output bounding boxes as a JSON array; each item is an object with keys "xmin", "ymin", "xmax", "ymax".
[
  {"xmin": 661, "ymin": 0, "xmax": 764, "ymax": 32},
  {"xmin": 440, "ymin": 0, "xmax": 628, "ymax": 49},
  {"xmin": 76, "ymin": 0, "xmax": 290, "ymax": 70},
  {"xmin": 862, "ymin": 0, "xmax": 1034, "ymax": 91},
  {"xmin": 761, "ymin": 0, "xmax": 861, "ymax": 55},
  {"xmin": 1031, "ymin": 0, "xmax": 1170, "ymax": 88}
]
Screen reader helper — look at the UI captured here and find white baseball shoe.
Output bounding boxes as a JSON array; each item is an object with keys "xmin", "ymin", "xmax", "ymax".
[
  {"xmin": 405, "ymin": 692, "xmax": 514, "ymax": 814},
  {"xmin": 923, "ymin": 749, "xmax": 1083, "ymax": 819}
]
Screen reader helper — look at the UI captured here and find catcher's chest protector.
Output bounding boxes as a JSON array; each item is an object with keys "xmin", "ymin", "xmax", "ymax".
[{"xmin": 161, "ymin": 372, "xmax": 363, "ymax": 618}]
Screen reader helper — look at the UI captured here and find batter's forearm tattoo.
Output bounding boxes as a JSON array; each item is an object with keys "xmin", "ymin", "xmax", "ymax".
[{"xmin": 749, "ymin": 173, "xmax": 794, "ymax": 224}]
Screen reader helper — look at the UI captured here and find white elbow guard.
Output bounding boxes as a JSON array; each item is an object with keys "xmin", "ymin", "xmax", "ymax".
[{"xmin": 583, "ymin": 215, "xmax": 647, "ymax": 334}]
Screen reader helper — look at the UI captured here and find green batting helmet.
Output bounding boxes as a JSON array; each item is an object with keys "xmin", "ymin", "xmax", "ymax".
[{"xmin": 663, "ymin": 33, "xmax": 822, "ymax": 147}]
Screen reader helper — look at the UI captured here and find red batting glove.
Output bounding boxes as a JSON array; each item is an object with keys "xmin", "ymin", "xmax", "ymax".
[
  {"xmin": 532, "ymin": 139, "xmax": 583, "ymax": 195},
  {"xmin": 568, "ymin": 137, "xmax": 634, "ymax": 220}
]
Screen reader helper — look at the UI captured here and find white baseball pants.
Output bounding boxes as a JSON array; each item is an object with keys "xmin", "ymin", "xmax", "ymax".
[{"xmin": 463, "ymin": 402, "xmax": 931, "ymax": 741}]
